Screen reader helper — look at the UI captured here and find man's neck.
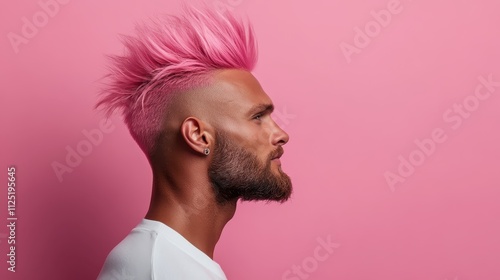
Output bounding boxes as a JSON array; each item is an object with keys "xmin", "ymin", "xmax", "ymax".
[{"xmin": 144, "ymin": 181, "xmax": 237, "ymax": 259}]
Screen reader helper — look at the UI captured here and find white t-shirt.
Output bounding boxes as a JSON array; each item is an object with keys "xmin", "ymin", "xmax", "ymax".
[{"xmin": 97, "ymin": 218, "xmax": 227, "ymax": 280}]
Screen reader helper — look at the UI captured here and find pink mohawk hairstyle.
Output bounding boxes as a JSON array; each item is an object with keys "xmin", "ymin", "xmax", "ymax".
[{"xmin": 95, "ymin": 3, "xmax": 258, "ymax": 157}]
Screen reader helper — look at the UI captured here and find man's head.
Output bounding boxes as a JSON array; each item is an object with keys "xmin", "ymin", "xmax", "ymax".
[{"xmin": 96, "ymin": 5, "xmax": 292, "ymax": 203}]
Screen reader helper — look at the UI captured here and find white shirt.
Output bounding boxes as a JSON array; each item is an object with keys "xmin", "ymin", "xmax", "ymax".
[{"xmin": 97, "ymin": 218, "xmax": 227, "ymax": 280}]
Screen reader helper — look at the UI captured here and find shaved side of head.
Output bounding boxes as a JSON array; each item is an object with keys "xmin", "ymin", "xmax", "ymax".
[{"xmin": 95, "ymin": 4, "xmax": 258, "ymax": 160}]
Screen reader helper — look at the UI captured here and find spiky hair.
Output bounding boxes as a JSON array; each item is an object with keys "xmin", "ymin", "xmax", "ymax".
[{"xmin": 95, "ymin": 4, "xmax": 258, "ymax": 157}]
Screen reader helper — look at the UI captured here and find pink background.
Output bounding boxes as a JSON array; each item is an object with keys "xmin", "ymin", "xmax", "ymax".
[{"xmin": 1, "ymin": 0, "xmax": 499, "ymax": 279}]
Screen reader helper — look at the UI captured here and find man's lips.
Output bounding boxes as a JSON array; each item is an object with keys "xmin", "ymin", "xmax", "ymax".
[
  {"xmin": 271, "ymin": 149, "xmax": 284, "ymax": 160},
  {"xmin": 271, "ymin": 148, "xmax": 284, "ymax": 165}
]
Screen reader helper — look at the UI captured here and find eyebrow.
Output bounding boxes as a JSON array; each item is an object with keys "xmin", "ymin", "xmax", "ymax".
[{"xmin": 248, "ymin": 103, "xmax": 274, "ymax": 116}]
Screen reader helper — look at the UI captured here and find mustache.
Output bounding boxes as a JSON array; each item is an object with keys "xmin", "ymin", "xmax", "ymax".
[{"xmin": 269, "ymin": 146, "xmax": 284, "ymax": 160}]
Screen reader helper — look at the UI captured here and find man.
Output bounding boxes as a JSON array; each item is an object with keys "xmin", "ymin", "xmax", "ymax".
[{"xmin": 96, "ymin": 3, "xmax": 292, "ymax": 279}]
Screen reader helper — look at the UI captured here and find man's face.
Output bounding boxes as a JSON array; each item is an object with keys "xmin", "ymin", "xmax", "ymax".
[{"xmin": 205, "ymin": 69, "xmax": 292, "ymax": 203}]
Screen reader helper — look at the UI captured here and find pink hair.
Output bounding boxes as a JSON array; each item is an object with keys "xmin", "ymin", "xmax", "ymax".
[{"xmin": 95, "ymin": 3, "xmax": 258, "ymax": 157}]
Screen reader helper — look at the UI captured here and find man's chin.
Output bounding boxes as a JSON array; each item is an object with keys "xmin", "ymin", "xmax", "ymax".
[
  {"xmin": 239, "ymin": 184, "xmax": 293, "ymax": 203},
  {"xmin": 239, "ymin": 196, "xmax": 290, "ymax": 203}
]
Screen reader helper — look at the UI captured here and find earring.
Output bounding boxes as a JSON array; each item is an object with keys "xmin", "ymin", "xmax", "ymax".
[{"xmin": 203, "ymin": 148, "xmax": 210, "ymax": 155}]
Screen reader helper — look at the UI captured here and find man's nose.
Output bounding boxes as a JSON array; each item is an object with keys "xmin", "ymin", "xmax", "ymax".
[{"xmin": 271, "ymin": 122, "xmax": 289, "ymax": 146}]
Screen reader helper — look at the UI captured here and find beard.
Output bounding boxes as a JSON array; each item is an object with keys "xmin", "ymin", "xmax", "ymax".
[{"xmin": 208, "ymin": 130, "xmax": 292, "ymax": 204}]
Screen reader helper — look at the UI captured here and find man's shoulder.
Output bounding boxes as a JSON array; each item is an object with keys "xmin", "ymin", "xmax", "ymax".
[
  {"xmin": 96, "ymin": 220, "xmax": 159, "ymax": 280},
  {"xmin": 97, "ymin": 219, "xmax": 227, "ymax": 280}
]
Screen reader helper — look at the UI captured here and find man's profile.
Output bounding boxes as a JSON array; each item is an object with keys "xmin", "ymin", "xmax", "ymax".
[{"xmin": 96, "ymin": 4, "xmax": 292, "ymax": 279}]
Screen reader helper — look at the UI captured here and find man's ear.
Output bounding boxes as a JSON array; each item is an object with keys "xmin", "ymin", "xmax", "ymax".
[{"xmin": 180, "ymin": 117, "xmax": 214, "ymax": 155}]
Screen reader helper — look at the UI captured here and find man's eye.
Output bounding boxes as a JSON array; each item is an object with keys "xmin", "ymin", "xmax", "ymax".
[{"xmin": 253, "ymin": 114, "xmax": 262, "ymax": 120}]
